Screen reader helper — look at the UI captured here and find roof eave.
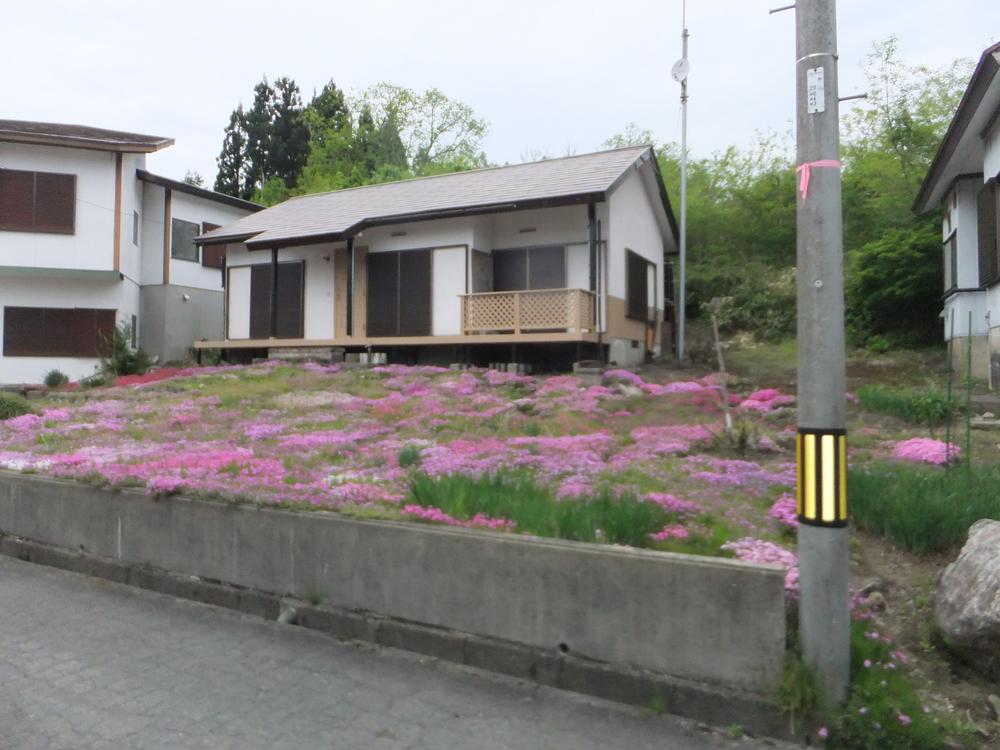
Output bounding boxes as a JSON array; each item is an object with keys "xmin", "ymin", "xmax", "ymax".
[
  {"xmin": 137, "ymin": 170, "xmax": 263, "ymax": 213},
  {"xmin": 914, "ymin": 43, "xmax": 1000, "ymax": 213},
  {"xmin": 0, "ymin": 132, "xmax": 175, "ymax": 154},
  {"xmin": 241, "ymin": 192, "xmax": 608, "ymax": 250}
]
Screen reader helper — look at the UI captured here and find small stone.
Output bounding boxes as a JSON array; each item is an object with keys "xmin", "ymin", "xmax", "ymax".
[
  {"xmin": 865, "ymin": 591, "xmax": 888, "ymax": 612},
  {"xmin": 982, "ymin": 412, "xmax": 995, "ymax": 419},
  {"xmin": 859, "ymin": 578, "xmax": 890, "ymax": 596},
  {"xmin": 988, "ymin": 695, "xmax": 1000, "ymax": 722}
]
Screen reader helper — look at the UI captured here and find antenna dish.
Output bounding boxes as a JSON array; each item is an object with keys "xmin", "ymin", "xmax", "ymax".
[{"xmin": 671, "ymin": 59, "xmax": 690, "ymax": 83}]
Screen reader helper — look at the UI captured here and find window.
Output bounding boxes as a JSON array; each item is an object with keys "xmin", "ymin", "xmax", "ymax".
[
  {"xmin": 944, "ymin": 231, "xmax": 957, "ymax": 292},
  {"xmin": 978, "ymin": 180, "xmax": 998, "ymax": 286},
  {"xmin": 626, "ymin": 249, "xmax": 655, "ymax": 321},
  {"xmin": 170, "ymin": 218, "xmax": 199, "ymax": 261},
  {"xmin": 3, "ymin": 307, "xmax": 115, "ymax": 357},
  {"xmin": 132, "ymin": 210, "xmax": 139, "ymax": 246},
  {"xmin": 0, "ymin": 169, "xmax": 76, "ymax": 234},
  {"xmin": 200, "ymin": 222, "xmax": 226, "ymax": 269},
  {"xmin": 366, "ymin": 250, "xmax": 432, "ymax": 337},
  {"xmin": 492, "ymin": 246, "xmax": 566, "ymax": 291},
  {"xmin": 248, "ymin": 261, "xmax": 305, "ymax": 339}
]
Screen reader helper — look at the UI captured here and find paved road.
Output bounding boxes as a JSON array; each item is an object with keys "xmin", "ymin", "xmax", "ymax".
[{"xmin": 0, "ymin": 557, "xmax": 792, "ymax": 749}]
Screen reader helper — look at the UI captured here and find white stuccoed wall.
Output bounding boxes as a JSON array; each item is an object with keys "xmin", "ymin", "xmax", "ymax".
[
  {"xmin": 0, "ymin": 276, "xmax": 137, "ymax": 383},
  {"xmin": 432, "ymin": 246, "xmax": 466, "ymax": 335},
  {"xmin": 0, "ymin": 143, "xmax": 116, "ymax": 271},
  {"xmin": 607, "ymin": 167, "xmax": 664, "ymax": 309},
  {"xmin": 167, "ymin": 191, "xmax": 254, "ymax": 292}
]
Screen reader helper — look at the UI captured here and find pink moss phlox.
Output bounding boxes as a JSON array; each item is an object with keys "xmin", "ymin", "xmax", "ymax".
[
  {"xmin": 891, "ymin": 438, "xmax": 960, "ymax": 466},
  {"xmin": 243, "ymin": 422, "xmax": 286, "ymax": 440},
  {"xmin": 146, "ymin": 476, "xmax": 185, "ymax": 495},
  {"xmin": 769, "ymin": 493, "xmax": 798, "ymax": 528},
  {"xmin": 301, "ymin": 362, "xmax": 342, "ymax": 374},
  {"xmin": 685, "ymin": 456, "xmax": 796, "ymax": 491},
  {"xmin": 4, "ymin": 413, "xmax": 43, "ymax": 431},
  {"xmin": 401, "ymin": 504, "xmax": 515, "ymax": 531},
  {"xmin": 556, "ymin": 475, "xmax": 592, "ymax": 499},
  {"xmin": 644, "ymin": 492, "xmax": 700, "ymax": 514},
  {"xmin": 660, "ymin": 381, "xmax": 711, "ymax": 394},
  {"xmin": 739, "ymin": 388, "xmax": 796, "ymax": 412},
  {"xmin": 650, "ymin": 524, "xmax": 690, "ymax": 541},
  {"xmin": 483, "ymin": 369, "xmax": 534, "ymax": 387},
  {"xmin": 602, "ymin": 369, "xmax": 645, "ymax": 387},
  {"xmin": 722, "ymin": 537, "xmax": 799, "ymax": 594},
  {"xmin": 41, "ymin": 408, "xmax": 72, "ymax": 422}
]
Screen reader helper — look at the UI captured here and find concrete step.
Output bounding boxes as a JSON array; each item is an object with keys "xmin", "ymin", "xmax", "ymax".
[{"xmin": 267, "ymin": 347, "xmax": 344, "ymax": 364}]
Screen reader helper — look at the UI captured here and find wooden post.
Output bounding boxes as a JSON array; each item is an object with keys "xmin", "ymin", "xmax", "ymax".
[
  {"xmin": 269, "ymin": 247, "xmax": 278, "ymax": 338},
  {"xmin": 513, "ymin": 293, "xmax": 521, "ymax": 335}
]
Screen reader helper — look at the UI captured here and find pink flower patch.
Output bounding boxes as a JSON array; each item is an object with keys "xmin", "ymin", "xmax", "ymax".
[
  {"xmin": 768, "ymin": 494, "xmax": 798, "ymax": 528},
  {"xmin": 892, "ymin": 438, "xmax": 960, "ymax": 466},
  {"xmin": 650, "ymin": 524, "xmax": 689, "ymax": 541}
]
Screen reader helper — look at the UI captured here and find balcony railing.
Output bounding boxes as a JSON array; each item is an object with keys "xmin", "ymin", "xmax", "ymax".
[{"xmin": 460, "ymin": 288, "xmax": 596, "ymax": 335}]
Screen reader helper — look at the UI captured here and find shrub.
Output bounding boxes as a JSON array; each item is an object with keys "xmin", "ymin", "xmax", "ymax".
[
  {"xmin": 687, "ymin": 263, "xmax": 796, "ymax": 342},
  {"xmin": 397, "ymin": 444, "xmax": 422, "ymax": 468},
  {"xmin": 43, "ymin": 369, "xmax": 69, "ymax": 388},
  {"xmin": 850, "ymin": 463, "xmax": 1000, "ymax": 552},
  {"xmin": 100, "ymin": 322, "xmax": 151, "ymax": 377},
  {"xmin": 0, "ymin": 392, "xmax": 33, "ymax": 420},
  {"xmin": 856, "ymin": 385, "xmax": 953, "ymax": 427}
]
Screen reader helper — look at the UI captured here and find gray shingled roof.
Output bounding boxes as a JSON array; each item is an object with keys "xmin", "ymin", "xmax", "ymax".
[
  {"xmin": 200, "ymin": 145, "xmax": 674, "ymax": 248},
  {"xmin": 0, "ymin": 120, "xmax": 174, "ymax": 153}
]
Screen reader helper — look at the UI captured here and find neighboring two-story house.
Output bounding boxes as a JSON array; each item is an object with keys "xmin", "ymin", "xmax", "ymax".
[
  {"xmin": 196, "ymin": 145, "xmax": 678, "ymax": 368},
  {"xmin": 915, "ymin": 43, "xmax": 1000, "ymax": 383},
  {"xmin": 0, "ymin": 120, "xmax": 261, "ymax": 384}
]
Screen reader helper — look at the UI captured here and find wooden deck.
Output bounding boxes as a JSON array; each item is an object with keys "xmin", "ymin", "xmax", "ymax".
[{"xmin": 194, "ymin": 331, "xmax": 600, "ymax": 350}]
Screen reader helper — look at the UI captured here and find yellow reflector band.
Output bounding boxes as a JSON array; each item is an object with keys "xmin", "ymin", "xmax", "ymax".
[{"xmin": 796, "ymin": 428, "xmax": 848, "ymax": 527}]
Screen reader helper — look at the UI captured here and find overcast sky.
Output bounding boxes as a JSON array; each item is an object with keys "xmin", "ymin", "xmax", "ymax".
[{"xmin": 3, "ymin": 1, "xmax": 996, "ymax": 185}]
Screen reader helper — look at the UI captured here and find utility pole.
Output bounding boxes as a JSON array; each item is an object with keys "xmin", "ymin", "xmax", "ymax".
[
  {"xmin": 672, "ymin": 2, "xmax": 689, "ymax": 364},
  {"xmin": 793, "ymin": 0, "xmax": 850, "ymax": 704}
]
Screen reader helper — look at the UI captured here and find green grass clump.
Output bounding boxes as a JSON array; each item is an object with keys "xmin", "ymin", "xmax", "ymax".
[
  {"xmin": 856, "ymin": 385, "xmax": 953, "ymax": 427},
  {"xmin": 43, "ymin": 369, "xmax": 69, "ymax": 388},
  {"xmin": 397, "ymin": 444, "xmax": 422, "ymax": 468},
  {"xmin": 0, "ymin": 392, "xmax": 33, "ymax": 420},
  {"xmin": 822, "ymin": 622, "xmax": 953, "ymax": 749},
  {"xmin": 407, "ymin": 471, "xmax": 723, "ymax": 551},
  {"xmin": 850, "ymin": 464, "xmax": 1000, "ymax": 553}
]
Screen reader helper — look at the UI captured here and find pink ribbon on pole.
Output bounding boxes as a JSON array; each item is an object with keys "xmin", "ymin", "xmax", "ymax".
[{"xmin": 796, "ymin": 159, "xmax": 841, "ymax": 202}]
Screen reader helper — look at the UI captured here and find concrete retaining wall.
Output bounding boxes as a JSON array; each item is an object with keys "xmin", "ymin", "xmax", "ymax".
[{"xmin": 0, "ymin": 472, "xmax": 786, "ymax": 696}]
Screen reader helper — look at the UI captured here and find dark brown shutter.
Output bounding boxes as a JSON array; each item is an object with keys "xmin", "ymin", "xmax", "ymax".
[
  {"xmin": 493, "ymin": 249, "xmax": 527, "ymax": 291},
  {"xmin": 527, "ymin": 246, "xmax": 566, "ymax": 289},
  {"xmin": 34, "ymin": 173, "xmax": 76, "ymax": 233},
  {"xmin": 275, "ymin": 261, "xmax": 304, "ymax": 338},
  {"xmin": 626, "ymin": 251, "xmax": 649, "ymax": 320},
  {"xmin": 3, "ymin": 307, "xmax": 115, "ymax": 357},
  {"xmin": 979, "ymin": 181, "xmax": 998, "ymax": 286},
  {"xmin": 398, "ymin": 250, "xmax": 431, "ymax": 336},
  {"xmin": 201, "ymin": 223, "xmax": 227, "ymax": 269},
  {"xmin": 0, "ymin": 170, "xmax": 35, "ymax": 231},
  {"xmin": 249, "ymin": 265, "xmax": 273, "ymax": 339},
  {"xmin": 3, "ymin": 307, "xmax": 42, "ymax": 355},
  {"xmin": 367, "ymin": 252, "xmax": 400, "ymax": 337}
]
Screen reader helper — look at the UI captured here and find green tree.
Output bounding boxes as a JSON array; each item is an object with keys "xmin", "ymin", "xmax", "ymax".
[
  {"xmin": 269, "ymin": 77, "xmax": 310, "ymax": 188},
  {"xmin": 214, "ymin": 105, "xmax": 251, "ymax": 199},
  {"xmin": 244, "ymin": 78, "xmax": 276, "ymax": 194}
]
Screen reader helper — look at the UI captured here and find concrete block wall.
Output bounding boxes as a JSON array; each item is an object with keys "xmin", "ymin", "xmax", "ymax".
[{"xmin": 0, "ymin": 473, "xmax": 787, "ymax": 695}]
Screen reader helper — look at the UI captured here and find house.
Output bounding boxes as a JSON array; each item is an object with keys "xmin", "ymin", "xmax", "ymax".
[
  {"xmin": 0, "ymin": 120, "xmax": 261, "ymax": 384},
  {"xmin": 196, "ymin": 145, "xmax": 678, "ymax": 368},
  {"xmin": 915, "ymin": 43, "xmax": 1000, "ymax": 383}
]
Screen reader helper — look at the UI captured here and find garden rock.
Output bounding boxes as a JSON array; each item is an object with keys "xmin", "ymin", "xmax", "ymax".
[{"xmin": 934, "ymin": 519, "xmax": 1000, "ymax": 679}]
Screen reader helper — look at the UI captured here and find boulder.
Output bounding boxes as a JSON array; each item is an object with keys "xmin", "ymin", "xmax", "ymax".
[{"xmin": 934, "ymin": 519, "xmax": 1000, "ymax": 679}]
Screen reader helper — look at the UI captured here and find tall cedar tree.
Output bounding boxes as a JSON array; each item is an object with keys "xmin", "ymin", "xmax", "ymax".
[
  {"xmin": 309, "ymin": 80, "xmax": 351, "ymax": 136},
  {"xmin": 214, "ymin": 105, "xmax": 251, "ymax": 199},
  {"xmin": 269, "ymin": 78, "xmax": 310, "ymax": 188},
  {"xmin": 243, "ymin": 78, "xmax": 276, "ymax": 193}
]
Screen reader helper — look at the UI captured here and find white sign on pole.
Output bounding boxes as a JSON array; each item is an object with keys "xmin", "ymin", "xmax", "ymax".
[{"xmin": 807, "ymin": 67, "xmax": 825, "ymax": 114}]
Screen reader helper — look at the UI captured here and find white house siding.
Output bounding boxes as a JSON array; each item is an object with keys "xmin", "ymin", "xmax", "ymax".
[
  {"xmin": 0, "ymin": 275, "xmax": 136, "ymax": 383},
  {"xmin": 167, "ymin": 192, "xmax": 250, "ymax": 292},
  {"xmin": 224, "ymin": 242, "xmax": 335, "ymax": 340},
  {"xmin": 0, "ymin": 143, "xmax": 116, "ymax": 272},
  {"xmin": 140, "ymin": 183, "xmax": 167, "ymax": 285},
  {"xmin": 432, "ymin": 246, "xmax": 466, "ymax": 335},
  {"xmin": 118, "ymin": 155, "xmax": 147, "ymax": 286}
]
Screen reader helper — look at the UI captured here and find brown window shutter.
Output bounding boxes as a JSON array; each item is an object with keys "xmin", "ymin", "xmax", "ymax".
[
  {"xmin": 275, "ymin": 261, "xmax": 304, "ymax": 338},
  {"xmin": 3, "ymin": 307, "xmax": 43, "ymax": 356},
  {"xmin": 94, "ymin": 309, "xmax": 116, "ymax": 357},
  {"xmin": 46, "ymin": 309, "xmax": 79, "ymax": 356},
  {"xmin": 34, "ymin": 173, "xmax": 76, "ymax": 233},
  {"xmin": 249, "ymin": 264, "xmax": 273, "ymax": 339},
  {"xmin": 0, "ymin": 170, "xmax": 36, "ymax": 231},
  {"xmin": 201, "ymin": 223, "xmax": 227, "ymax": 269},
  {"xmin": 979, "ymin": 181, "xmax": 998, "ymax": 286}
]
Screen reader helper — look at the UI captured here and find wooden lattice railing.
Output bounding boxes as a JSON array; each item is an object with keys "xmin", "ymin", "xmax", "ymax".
[{"xmin": 461, "ymin": 289, "xmax": 596, "ymax": 335}]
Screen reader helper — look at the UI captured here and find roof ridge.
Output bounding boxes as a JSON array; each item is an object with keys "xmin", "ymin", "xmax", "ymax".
[{"xmin": 283, "ymin": 144, "xmax": 653, "ymax": 203}]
